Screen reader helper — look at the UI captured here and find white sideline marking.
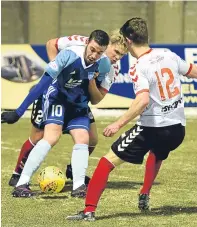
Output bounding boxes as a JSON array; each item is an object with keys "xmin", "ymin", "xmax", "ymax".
[
  {"xmin": 89, "ymin": 157, "xmax": 100, "ymax": 160},
  {"xmin": 1, "ymin": 141, "xmax": 12, "ymax": 145},
  {"xmin": 1, "ymin": 146, "xmax": 20, "ymax": 152},
  {"xmin": 20, "ymin": 108, "xmax": 197, "ymax": 119}
]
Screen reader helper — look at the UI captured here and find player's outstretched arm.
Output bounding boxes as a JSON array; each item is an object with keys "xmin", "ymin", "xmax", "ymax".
[
  {"xmin": 16, "ymin": 73, "xmax": 53, "ymax": 117},
  {"xmin": 1, "ymin": 73, "xmax": 53, "ymax": 124},
  {"xmin": 46, "ymin": 38, "xmax": 59, "ymax": 61},
  {"xmin": 46, "ymin": 35, "xmax": 88, "ymax": 61},
  {"xmin": 176, "ymin": 53, "xmax": 197, "ymax": 79},
  {"xmin": 16, "ymin": 49, "xmax": 77, "ymax": 117},
  {"xmin": 117, "ymin": 92, "xmax": 149, "ymax": 127},
  {"xmin": 187, "ymin": 64, "xmax": 197, "ymax": 78},
  {"xmin": 1, "ymin": 49, "xmax": 77, "ymax": 124},
  {"xmin": 103, "ymin": 92, "xmax": 149, "ymax": 137}
]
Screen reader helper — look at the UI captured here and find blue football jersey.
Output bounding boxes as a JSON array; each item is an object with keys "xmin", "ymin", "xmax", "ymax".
[
  {"xmin": 45, "ymin": 45, "xmax": 111, "ymax": 107},
  {"xmin": 16, "ymin": 45, "xmax": 110, "ymax": 117}
]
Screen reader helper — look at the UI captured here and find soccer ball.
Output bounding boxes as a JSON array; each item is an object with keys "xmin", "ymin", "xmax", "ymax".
[{"xmin": 38, "ymin": 166, "xmax": 66, "ymax": 193}]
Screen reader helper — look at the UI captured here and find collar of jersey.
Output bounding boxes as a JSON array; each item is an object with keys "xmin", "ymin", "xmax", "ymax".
[
  {"xmin": 66, "ymin": 45, "xmax": 94, "ymax": 69},
  {"xmin": 138, "ymin": 48, "xmax": 153, "ymax": 59}
]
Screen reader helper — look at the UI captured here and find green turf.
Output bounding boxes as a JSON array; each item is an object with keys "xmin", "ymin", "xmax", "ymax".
[{"xmin": 1, "ymin": 118, "xmax": 197, "ymax": 227}]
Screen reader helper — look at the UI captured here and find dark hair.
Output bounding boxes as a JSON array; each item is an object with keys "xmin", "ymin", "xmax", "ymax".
[
  {"xmin": 89, "ymin": 30, "xmax": 109, "ymax": 46},
  {"xmin": 120, "ymin": 17, "xmax": 148, "ymax": 45}
]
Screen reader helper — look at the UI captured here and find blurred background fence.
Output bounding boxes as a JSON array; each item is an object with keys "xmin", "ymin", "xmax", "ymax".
[{"xmin": 2, "ymin": 1, "xmax": 197, "ymax": 44}]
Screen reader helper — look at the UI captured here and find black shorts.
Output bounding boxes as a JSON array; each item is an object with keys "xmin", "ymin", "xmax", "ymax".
[
  {"xmin": 31, "ymin": 96, "xmax": 43, "ymax": 129},
  {"xmin": 111, "ymin": 124, "xmax": 185, "ymax": 164},
  {"xmin": 31, "ymin": 96, "xmax": 95, "ymax": 130}
]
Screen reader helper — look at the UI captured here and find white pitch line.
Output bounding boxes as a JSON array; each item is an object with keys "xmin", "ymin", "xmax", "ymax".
[
  {"xmin": 89, "ymin": 157, "xmax": 100, "ymax": 160},
  {"xmin": 1, "ymin": 141, "xmax": 12, "ymax": 145},
  {"xmin": 1, "ymin": 146, "xmax": 20, "ymax": 152}
]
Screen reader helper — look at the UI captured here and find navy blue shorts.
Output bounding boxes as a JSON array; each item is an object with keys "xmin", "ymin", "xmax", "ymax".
[
  {"xmin": 42, "ymin": 95, "xmax": 90, "ymax": 133},
  {"xmin": 31, "ymin": 95, "xmax": 95, "ymax": 132}
]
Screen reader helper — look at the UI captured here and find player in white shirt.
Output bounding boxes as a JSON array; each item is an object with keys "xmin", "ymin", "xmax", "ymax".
[
  {"xmin": 130, "ymin": 48, "xmax": 188, "ymax": 127},
  {"xmin": 67, "ymin": 17, "xmax": 197, "ymax": 221},
  {"xmin": 8, "ymin": 30, "xmax": 127, "ymax": 197}
]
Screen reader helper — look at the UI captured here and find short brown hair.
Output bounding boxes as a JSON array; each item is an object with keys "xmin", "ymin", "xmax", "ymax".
[
  {"xmin": 89, "ymin": 30, "xmax": 110, "ymax": 46},
  {"xmin": 120, "ymin": 17, "xmax": 148, "ymax": 45},
  {"xmin": 110, "ymin": 29, "xmax": 128, "ymax": 53}
]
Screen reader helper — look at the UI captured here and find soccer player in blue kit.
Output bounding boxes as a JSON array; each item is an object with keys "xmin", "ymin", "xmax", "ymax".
[
  {"xmin": 1, "ymin": 29, "xmax": 111, "ymax": 197},
  {"xmin": 7, "ymin": 30, "xmax": 128, "ymax": 198}
]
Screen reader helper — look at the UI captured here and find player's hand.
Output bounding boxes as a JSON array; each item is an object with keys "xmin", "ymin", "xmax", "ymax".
[
  {"xmin": 89, "ymin": 71, "xmax": 99, "ymax": 81},
  {"xmin": 1, "ymin": 111, "xmax": 20, "ymax": 124},
  {"xmin": 93, "ymin": 71, "xmax": 99, "ymax": 79},
  {"xmin": 103, "ymin": 122, "xmax": 120, "ymax": 137}
]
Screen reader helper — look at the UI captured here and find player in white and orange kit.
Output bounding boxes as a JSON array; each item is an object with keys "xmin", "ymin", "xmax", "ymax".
[{"xmin": 67, "ymin": 17, "xmax": 197, "ymax": 221}]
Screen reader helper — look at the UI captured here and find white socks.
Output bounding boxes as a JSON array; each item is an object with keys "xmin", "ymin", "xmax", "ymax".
[
  {"xmin": 71, "ymin": 144, "xmax": 89, "ymax": 190},
  {"xmin": 16, "ymin": 139, "xmax": 51, "ymax": 186}
]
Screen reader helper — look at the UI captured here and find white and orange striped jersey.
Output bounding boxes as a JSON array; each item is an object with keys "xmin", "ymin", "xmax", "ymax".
[
  {"xmin": 129, "ymin": 48, "xmax": 192, "ymax": 127},
  {"xmin": 56, "ymin": 35, "xmax": 119, "ymax": 92},
  {"xmin": 57, "ymin": 35, "xmax": 88, "ymax": 50}
]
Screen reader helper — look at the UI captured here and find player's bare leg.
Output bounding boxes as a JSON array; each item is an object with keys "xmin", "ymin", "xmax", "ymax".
[
  {"xmin": 66, "ymin": 122, "xmax": 98, "ymax": 185},
  {"xmin": 12, "ymin": 124, "xmax": 62, "ymax": 197},
  {"xmin": 88, "ymin": 122, "xmax": 98, "ymax": 155},
  {"xmin": 67, "ymin": 149, "xmax": 124, "ymax": 220},
  {"xmin": 9, "ymin": 125, "xmax": 44, "ymax": 187}
]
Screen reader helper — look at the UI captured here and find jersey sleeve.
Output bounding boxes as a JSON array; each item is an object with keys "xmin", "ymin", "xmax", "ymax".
[
  {"xmin": 45, "ymin": 49, "xmax": 78, "ymax": 79},
  {"xmin": 129, "ymin": 64, "xmax": 149, "ymax": 95},
  {"xmin": 100, "ymin": 63, "xmax": 119, "ymax": 92},
  {"xmin": 57, "ymin": 35, "xmax": 88, "ymax": 51},
  {"xmin": 16, "ymin": 74, "xmax": 53, "ymax": 117},
  {"xmin": 96, "ymin": 56, "xmax": 111, "ymax": 83},
  {"xmin": 173, "ymin": 52, "xmax": 193, "ymax": 76}
]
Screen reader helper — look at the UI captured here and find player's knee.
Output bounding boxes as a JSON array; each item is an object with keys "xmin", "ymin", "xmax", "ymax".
[
  {"xmin": 30, "ymin": 127, "xmax": 44, "ymax": 144},
  {"xmin": 89, "ymin": 136, "xmax": 98, "ymax": 147},
  {"xmin": 89, "ymin": 123, "xmax": 98, "ymax": 147},
  {"xmin": 88, "ymin": 134, "xmax": 97, "ymax": 154},
  {"xmin": 43, "ymin": 124, "xmax": 62, "ymax": 146},
  {"xmin": 70, "ymin": 129, "xmax": 89, "ymax": 144},
  {"xmin": 104, "ymin": 149, "xmax": 124, "ymax": 167},
  {"xmin": 44, "ymin": 136, "xmax": 61, "ymax": 147},
  {"xmin": 75, "ymin": 136, "xmax": 89, "ymax": 145}
]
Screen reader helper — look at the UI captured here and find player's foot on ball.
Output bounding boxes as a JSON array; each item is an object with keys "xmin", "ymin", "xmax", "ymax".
[
  {"xmin": 66, "ymin": 164, "xmax": 91, "ymax": 185},
  {"xmin": 71, "ymin": 184, "xmax": 87, "ymax": 198},
  {"xmin": 12, "ymin": 184, "xmax": 35, "ymax": 198},
  {"xmin": 138, "ymin": 194, "xmax": 150, "ymax": 210},
  {"xmin": 66, "ymin": 211, "xmax": 95, "ymax": 221},
  {"xmin": 8, "ymin": 173, "xmax": 20, "ymax": 187}
]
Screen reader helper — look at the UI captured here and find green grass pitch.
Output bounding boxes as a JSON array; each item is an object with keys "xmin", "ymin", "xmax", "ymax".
[{"xmin": 1, "ymin": 118, "xmax": 197, "ymax": 227}]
